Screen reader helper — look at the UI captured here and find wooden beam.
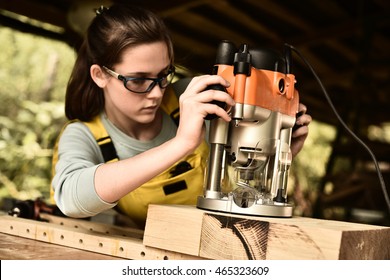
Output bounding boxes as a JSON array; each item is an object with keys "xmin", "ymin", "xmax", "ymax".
[
  {"xmin": 144, "ymin": 205, "xmax": 205, "ymax": 256},
  {"xmin": 143, "ymin": 204, "xmax": 390, "ymax": 260},
  {"xmin": 0, "ymin": 0, "xmax": 68, "ymax": 29}
]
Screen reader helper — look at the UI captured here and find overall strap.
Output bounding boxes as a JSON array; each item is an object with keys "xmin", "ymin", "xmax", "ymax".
[
  {"xmin": 84, "ymin": 116, "xmax": 119, "ymax": 163},
  {"xmin": 160, "ymin": 86, "xmax": 180, "ymax": 126}
]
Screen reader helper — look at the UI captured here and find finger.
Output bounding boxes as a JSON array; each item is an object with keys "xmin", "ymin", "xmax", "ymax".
[
  {"xmin": 185, "ymin": 75, "xmax": 210, "ymax": 89},
  {"xmin": 196, "ymin": 90, "xmax": 235, "ymax": 106},
  {"xmin": 298, "ymin": 103, "xmax": 307, "ymax": 114},
  {"xmin": 185, "ymin": 75, "xmax": 230, "ymax": 94},
  {"xmin": 296, "ymin": 113, "xmax": 312, "ymax": 126},
  {"xmin": 292, "ymin": 125, "xmax": 309, "ymax": 138},
  {"xmin": 201, "ymin": 103, "xmax": 232, "ymax": 122}
]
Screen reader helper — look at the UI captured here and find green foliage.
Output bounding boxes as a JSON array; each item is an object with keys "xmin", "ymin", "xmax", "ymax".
[
  {"xmin": 0, "ymin": 27, "xmax": 74, "ymax": 203},
  {"xmin": 0, "ymin": 27, "xmax": 75, "ymax": 103}
]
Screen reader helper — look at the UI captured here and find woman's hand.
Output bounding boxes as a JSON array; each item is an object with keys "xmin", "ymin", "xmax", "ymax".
[
  {"xmin": 176, "ymin": 75, "xmax": 235, "ymax": 152},
  {"xmin": 291, "ymin": 103, "xmax": 312, "ymax": 157}
]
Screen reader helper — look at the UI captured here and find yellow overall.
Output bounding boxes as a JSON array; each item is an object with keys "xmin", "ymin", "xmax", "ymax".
[{"xmin": 51, "ymin": 87, "xmax": 209, "ymax": 226}]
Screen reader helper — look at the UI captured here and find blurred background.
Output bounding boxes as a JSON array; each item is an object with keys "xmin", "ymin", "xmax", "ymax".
[{"xmin": 0, "ymin": 0, "xmax": 389, "ymax": 225}]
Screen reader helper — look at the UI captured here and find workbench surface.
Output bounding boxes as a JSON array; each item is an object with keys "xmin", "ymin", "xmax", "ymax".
[{"xmin": 1, "ymin": 205, "xmax": 390, "ymax": 260}]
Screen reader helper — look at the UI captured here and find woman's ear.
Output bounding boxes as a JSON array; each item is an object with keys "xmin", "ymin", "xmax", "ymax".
[{"xmin": 90, "ymin": 64, "xmax": 108, "ymax": 88}]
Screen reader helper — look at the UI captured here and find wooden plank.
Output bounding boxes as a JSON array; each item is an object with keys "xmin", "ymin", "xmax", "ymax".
[
  {"xmin": 143, "ymin": 204, "xmax": 390, "ymax": 260},
  {"xmin": 0, "ymin": 214, "xmax": 203, "ymax": 260},
  {"xmin": 39, "ymin": 213, "xmax": 144, "ymax": 240},
  {"xmin": 0, "ymin": 232, "xmax": 121, "ymax": 260}
]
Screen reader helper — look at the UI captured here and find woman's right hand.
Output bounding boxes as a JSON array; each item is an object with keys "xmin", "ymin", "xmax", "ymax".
[{"xmin": 175, "ymin": 75, "xmax": 235, "ymax": 152}]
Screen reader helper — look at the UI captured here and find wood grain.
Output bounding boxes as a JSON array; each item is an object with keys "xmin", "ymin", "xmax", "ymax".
[{"xmin": 143, "ymin": 204, "xmax": 390, "ymax": 260}]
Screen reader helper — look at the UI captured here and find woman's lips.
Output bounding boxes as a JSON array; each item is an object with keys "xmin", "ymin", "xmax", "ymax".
[{"xmin": 141, "ymin": 105, "xmax": 158, "ymax": 113}]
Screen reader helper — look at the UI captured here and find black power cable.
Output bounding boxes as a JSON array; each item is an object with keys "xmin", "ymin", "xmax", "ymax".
[{"xmin": 285, "ymin": 43, "xmax": 390, "ymax": 221}]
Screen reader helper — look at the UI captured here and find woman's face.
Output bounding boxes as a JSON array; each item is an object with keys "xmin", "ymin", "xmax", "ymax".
[{"xmin": 103, "ymin": 41, "xmax": 171, "ymax": 130}]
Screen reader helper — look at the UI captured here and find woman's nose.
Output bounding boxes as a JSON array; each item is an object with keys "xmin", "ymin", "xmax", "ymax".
[{"xmin": 146, "ymin": 83, "xmax": 164, "ymax": 98}]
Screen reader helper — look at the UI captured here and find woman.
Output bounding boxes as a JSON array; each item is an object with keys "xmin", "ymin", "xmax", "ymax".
[{"xmin": 52, "ymin": 3, "xmax": 311, "ymax": 227}]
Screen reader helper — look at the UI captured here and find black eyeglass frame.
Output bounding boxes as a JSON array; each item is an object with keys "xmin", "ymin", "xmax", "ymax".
[{"xmin": 102, "ymin": 65, "xmax": 175, "ymax": 94}]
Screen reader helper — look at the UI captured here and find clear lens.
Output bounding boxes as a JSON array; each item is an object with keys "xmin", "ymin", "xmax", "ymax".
[
  {"xmin": 125, "ymin": 78, "xmax": 152, "ymax": 93},
  {"xmin": 124, "ymin": 68, "xmax": 175, "ymax": 93}
]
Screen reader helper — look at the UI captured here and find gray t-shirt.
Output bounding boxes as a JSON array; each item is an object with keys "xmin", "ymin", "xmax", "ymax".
[{"xmin": 52, "ymin": 112, "xmax": 177, "ymax": 218}]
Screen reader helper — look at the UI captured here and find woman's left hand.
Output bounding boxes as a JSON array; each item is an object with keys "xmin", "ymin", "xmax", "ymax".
[{"xmin": 291, "ymin": 103, "xmax": 312, "ymax": 157}]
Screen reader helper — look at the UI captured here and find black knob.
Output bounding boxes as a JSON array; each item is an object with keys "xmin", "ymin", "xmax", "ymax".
[{"xmin": 204, "ymin": 84, "xmax": 228, "ymax": 120}]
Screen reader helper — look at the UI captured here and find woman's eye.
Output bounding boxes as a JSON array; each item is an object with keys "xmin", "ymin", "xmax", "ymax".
[{"xmin": 131, "ymin": 79, "xmax": 147, "ymax": 85}]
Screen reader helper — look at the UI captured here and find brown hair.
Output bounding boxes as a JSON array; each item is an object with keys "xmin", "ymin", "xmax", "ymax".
[{"xmin": 65, "ymin": 4, "xmax": 174, "ymax": 121}]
